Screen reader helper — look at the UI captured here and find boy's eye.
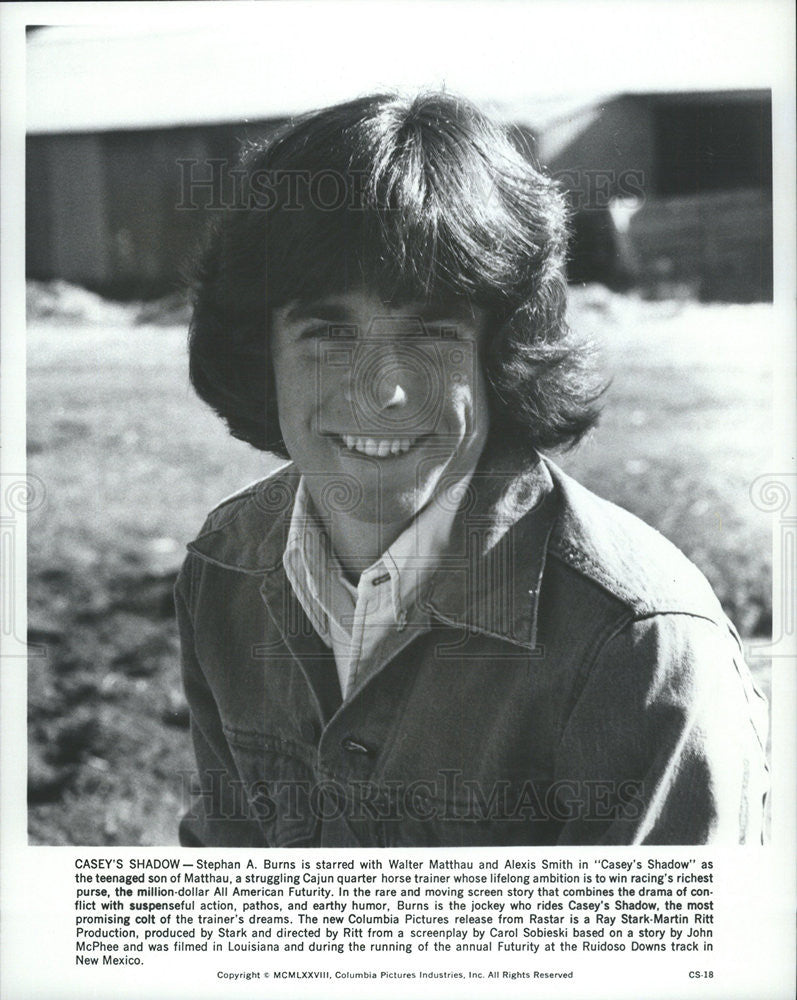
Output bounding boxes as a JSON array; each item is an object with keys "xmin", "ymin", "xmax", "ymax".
[
  {"xmin": 422, "ymin": 323, "xmax": 461, "ymax": 340},
  {"xmin": 296, "ymin": 320, "xmax": 466, "ymax": 341},
  {"xmin": 298, "ymin": 326, "xmax": 326, "ymax": 340},
  {"xmin": 330, "ymin": 324, "xmax": 358, "ymax": 340},
  {"xmin": 299, "ymin": 323, "xmax": 357, "ymax": 340}
]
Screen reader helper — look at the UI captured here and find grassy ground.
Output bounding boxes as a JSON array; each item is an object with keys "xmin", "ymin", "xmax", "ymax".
[{"xmin": 26, "ymin": 285, "xmax": 773, "ymax": 845}]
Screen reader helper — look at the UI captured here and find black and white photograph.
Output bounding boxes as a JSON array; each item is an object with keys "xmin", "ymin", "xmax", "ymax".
[{"xmin": 2, "ymin": 1, "xmax": 795, "ymax": 998}]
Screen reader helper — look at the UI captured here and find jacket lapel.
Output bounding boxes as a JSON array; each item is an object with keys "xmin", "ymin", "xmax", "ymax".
[
  {"xmin": 258, "ymin": 569, "xmax": 343, "ymax": 725},
  {"xmin": 424, "ymin": 451, "xmax": 559, "ymax": 650}
]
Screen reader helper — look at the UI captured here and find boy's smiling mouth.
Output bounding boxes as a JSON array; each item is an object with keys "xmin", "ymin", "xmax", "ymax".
[{"xmin": 337, "ymin": 433, "xmax": 421, "ymax": 457}]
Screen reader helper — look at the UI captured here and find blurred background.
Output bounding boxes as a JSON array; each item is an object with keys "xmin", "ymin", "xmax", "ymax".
[{"xmin": 25, "ymin": 11, "xmax": 774, "ymax": 844}]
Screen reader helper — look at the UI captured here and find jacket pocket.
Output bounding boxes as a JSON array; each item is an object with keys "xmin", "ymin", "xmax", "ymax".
[{"xmin": 223, "ymin": 728, "xmax": 320, "ymax": 847}]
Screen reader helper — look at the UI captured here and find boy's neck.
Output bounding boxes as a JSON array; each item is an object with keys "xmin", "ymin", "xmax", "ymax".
[{"xmin": 323, "ymin": 512, "xmax": 409, "ymax": 583}]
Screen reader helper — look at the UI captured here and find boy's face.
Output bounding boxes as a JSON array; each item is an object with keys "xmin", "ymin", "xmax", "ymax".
[{"xmin": 271, "ymin": 289, "xmax": 490, "ymax": 529}]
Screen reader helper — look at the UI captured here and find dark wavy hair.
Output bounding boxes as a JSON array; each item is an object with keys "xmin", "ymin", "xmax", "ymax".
[{"xmin": 188, "ymin": 91, "xmax": 603, "ymax": 459}]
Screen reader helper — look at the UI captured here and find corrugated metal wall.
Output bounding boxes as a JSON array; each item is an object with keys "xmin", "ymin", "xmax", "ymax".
[{"xmin": 627, "ymin": 189, "xmax": 773, "ymax": 301}]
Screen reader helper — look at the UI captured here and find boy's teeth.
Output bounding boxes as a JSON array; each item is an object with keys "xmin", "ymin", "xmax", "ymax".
[{"xmin": 342, "ymin": 434, "xmax": 416, "ymax": 455}]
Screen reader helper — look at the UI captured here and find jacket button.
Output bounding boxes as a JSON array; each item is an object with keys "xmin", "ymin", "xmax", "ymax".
[{"xmin": 340, "ymin": 736, "xmax": 370, "ymax": 754}]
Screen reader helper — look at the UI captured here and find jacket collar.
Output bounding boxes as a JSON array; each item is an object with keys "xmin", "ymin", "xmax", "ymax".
[
  {"xmin": 187, "ymin": 465, "xmax": 302, "ymax": 574},
  {"xmin": 187, "ymin": 445, "xmax": 559, "ymax": 650},
  {"xmin": 423, "ymin": 446, "xmax": 558, "ymax": 649}
]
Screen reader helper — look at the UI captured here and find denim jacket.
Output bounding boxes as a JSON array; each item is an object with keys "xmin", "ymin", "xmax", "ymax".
[{"xmin": 176, "ymin": 450, "xmax": 768, "ymax": 847}]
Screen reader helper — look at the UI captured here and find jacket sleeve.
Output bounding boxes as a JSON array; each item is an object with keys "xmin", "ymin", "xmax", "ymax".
[
  {"xmin": 175, "ymin": 558, "xmax": 268, "ymax": 847},
  {"xmin": 553, "ymin": 612, "xmax": 769, "ymax": 845}
]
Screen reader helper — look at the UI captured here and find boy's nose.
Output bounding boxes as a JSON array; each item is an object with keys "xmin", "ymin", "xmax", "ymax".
[
  {"xmin": 345, "ymin": 343, "xmax": 437, "ymax": 432},
  {"xmin": 375, "ymin": 379, "xmax": 408, "ymax": 410}
]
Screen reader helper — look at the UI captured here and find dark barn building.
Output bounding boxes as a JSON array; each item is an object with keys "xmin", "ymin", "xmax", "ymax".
[
  {"xmin": 26, "ymin": 120, "xmax": 283, "ymax": 301},
  {"xmin": 536, "ymin": 90, "xmax": 773, "ymax": 299}
]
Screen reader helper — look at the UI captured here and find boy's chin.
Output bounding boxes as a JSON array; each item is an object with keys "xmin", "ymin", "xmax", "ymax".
[{"xmin": 346, "ymin": 486, "xmax": 433, "ymax": 528}]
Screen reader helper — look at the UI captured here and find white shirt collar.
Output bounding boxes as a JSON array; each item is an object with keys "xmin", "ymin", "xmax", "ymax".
[{"xmin": 284, "ymin": 471, "xmax": 473, "ymax": 632}]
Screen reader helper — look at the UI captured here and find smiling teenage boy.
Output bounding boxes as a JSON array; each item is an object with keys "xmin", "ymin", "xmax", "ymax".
[{"xmin": 178, "ymin": 92, "xmax": 768, "ymax": 847}]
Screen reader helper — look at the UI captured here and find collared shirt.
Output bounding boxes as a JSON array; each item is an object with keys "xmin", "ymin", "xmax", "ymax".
[{"xmin": 283, "ymin": 474, "xmax": 471, "ymax": 699}]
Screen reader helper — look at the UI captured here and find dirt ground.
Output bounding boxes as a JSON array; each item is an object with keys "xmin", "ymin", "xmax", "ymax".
[{"xmin": 26, "ymin": 282, "xmax": 773, "ymax": 845}]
